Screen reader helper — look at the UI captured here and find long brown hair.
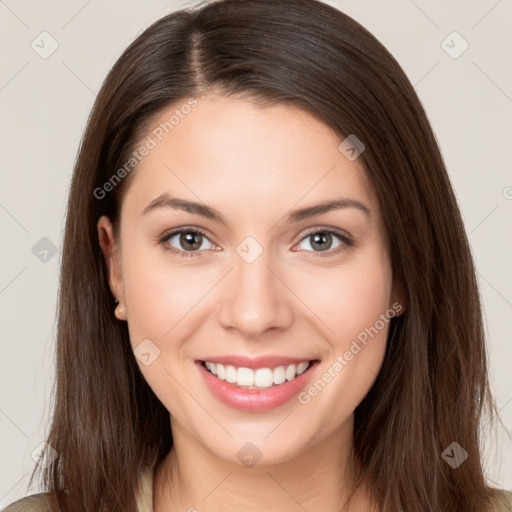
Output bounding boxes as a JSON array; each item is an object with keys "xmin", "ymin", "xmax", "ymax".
[{"xmin": 23, "ymin": 0, "xmax": 503, "ymax": 510}]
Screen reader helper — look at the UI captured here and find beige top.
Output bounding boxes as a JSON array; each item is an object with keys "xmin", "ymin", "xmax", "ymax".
[
  {"xmin": 0, "ymin": 466, "xmax": 155, "ymax": 512},
  {"xmin": 2, "ymin": 467, "xmax": 512, "ymax": 512}
]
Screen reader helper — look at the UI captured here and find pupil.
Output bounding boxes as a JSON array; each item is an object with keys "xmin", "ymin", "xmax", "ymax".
[
  {"xmin": 181, "ymin": 232, "xmax": 201, "ymax": 250},
  {"xmin": 311, "ymin": 232, "xmax": 331, "ymax": 251}
]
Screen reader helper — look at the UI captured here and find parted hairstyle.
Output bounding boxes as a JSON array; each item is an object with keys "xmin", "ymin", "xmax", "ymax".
[{"xmin": 13, "ymin": 0, "xmax": 508, "ymax": 510}]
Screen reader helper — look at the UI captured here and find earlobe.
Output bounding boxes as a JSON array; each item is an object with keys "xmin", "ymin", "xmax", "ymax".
[
  {"xmin": 114, "ymin": 302, "xmax": 126, "ymax": 321},
  {"xmin": 97, "ymin": 215, "xmax": 126, "ymax": 319}
]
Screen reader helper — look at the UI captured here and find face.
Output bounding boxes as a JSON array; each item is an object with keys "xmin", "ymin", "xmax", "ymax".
[{"xmin": 98, "ymin": 94, "xmax": 404, "ymax": 466}]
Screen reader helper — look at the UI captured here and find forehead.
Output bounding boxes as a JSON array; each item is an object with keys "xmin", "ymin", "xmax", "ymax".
[{"xmin": 122, "ymin": 95, "xmax": 378, "ymax": 224}]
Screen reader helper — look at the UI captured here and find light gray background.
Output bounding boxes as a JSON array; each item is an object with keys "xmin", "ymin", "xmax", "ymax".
[{"xmin": 1, "ymin": 0, "xmax": 511, "ymax": 505}]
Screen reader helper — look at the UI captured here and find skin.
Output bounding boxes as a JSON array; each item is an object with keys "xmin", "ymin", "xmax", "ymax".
[{"xmin": 98, "ymin": 94, "xmax": 405, "ymax": 512}]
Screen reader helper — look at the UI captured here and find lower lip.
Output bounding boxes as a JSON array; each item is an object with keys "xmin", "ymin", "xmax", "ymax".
[{"xmin": 196, "ymin": 360, "xmax": 319, "ymax": 412}]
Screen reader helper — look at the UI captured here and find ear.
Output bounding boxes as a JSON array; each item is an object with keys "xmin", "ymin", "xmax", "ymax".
[{"xmin": 97, "ymin": 215, "xmax": 126, "ymax": 320}]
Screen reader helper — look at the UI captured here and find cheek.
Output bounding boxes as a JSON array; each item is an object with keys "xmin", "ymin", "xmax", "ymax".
[
  {"xmin": 294, "ymin": 253, "xmax": 393, "ymax": 345},
  {"xmin": 296, "ymin": 255, "xmax": 393, "ymax": 414},
  {"xmin": 119, "ymin": 244, "xmax": 205, "ymax": 415},
  {"xmin": 295, "ymin": 269, "xmax": 392, "ymax": 428},
  {"xmin": 120, "ymin": 241, "xmax": 218, "ymax": 343}
]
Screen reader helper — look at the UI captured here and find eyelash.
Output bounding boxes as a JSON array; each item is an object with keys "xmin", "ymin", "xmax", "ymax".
[{"xmin": 158, "ymin": 227, "xmax": 353, "ymax": 259}]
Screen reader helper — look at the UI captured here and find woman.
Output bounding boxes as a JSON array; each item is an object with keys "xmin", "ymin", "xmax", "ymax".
[{"xmin": 2, "ymin": 0, "xmax": 511, "ymax": 510}]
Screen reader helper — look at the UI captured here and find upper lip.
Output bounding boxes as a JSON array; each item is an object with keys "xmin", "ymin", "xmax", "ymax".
[{"xmin": 198, "ymin": 355, "xmax": 317, "ymax": 369}]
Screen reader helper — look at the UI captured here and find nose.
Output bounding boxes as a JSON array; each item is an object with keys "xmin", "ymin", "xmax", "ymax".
[{"xmin": 217, "ymin": 247, "xmax": 294, "ymax": 339}]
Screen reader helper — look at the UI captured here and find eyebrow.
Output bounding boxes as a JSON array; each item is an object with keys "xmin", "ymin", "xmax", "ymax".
[{"xmin": 141, "ymin": 193, "xmax": 371, "ymax": 224}]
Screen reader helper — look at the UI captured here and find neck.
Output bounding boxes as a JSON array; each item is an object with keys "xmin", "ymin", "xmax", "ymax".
[{"xmin": 153, "ymin": 414, "xmax": 375, "ymax": 512}]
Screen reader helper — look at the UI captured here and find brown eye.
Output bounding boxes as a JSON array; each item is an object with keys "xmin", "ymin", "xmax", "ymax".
[
  {"xmin": 309, "ymin": 232, "xmax": 334, "ymax": 251},
  {"xmin": 160, "ymin": 229, "xmax": 216, "ymax": 256},
  {"xmin": 295, "ymin": 229, "xmax": 352, "ymax": 256},
  {"xmin": 178, "ymin": 232, "xmax": 203, "ymax": 251}
]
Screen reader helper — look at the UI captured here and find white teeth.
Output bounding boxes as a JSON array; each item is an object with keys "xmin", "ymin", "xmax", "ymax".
[
  {"xmin": 204, "ymin": 361, "xmax": 312, "ymax": 389},
  {"xmin": 272, "ymin": 366, "xmax": 286, "ymax": 385},
  {"xmin": 254, "ymin": 368, "xmax": 274, "ymax": 388},
  {"xmin": 216, "ymin": 363, "xmax": 226, "ymax": 380},
  {"xmin": 285, "ymin": 364, "xmax": 296, "ymax": 381},
  {"xmin": 225, "ymin": 365, "xmax": 237, "ymax": 384},
  {"xmin": 297, "ymin": 361, "xmax": 309, "ymax": 375},
  {"xmin": 237, "ymin": 367, "xmax": 254, "ymax": 386}
]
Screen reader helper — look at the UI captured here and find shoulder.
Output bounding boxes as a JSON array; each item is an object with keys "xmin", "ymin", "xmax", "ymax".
[
  {"xmin": 1, "ymin": 492, "xmax": 58, "ymax": 512},
  {"xmin": 2, "ymin": 466, "xmax": 154, "ymax": 512},
  {"xmin": 489, "ymin": 488, "xmax": 512, "ymax": 511}
]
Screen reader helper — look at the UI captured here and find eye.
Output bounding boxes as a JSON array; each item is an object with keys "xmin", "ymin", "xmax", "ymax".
[
  {"xmin": 293, "ymin": 229, "xmax": 352, "ymax": 256},
  {"xmin": 159, "ymin": 228, "xmax": 217, "ymax": 258},
  {"xmin": 159, "ymin": 227, "xmax": 352, "ymax": 259}
]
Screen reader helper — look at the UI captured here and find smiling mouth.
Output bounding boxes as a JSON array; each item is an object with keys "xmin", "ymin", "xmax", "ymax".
[{"xmin": 200, "ymin": 360, "xmax": 319, "ymax": 390}]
